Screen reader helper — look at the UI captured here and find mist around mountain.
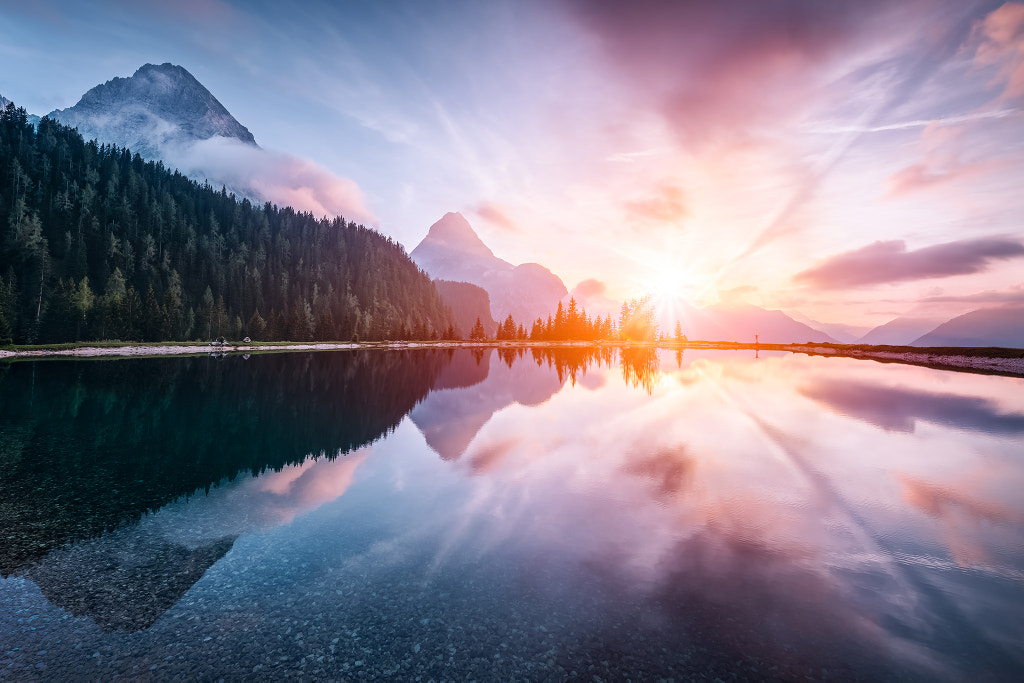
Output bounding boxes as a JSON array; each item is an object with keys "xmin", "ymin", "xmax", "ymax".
[
  {"xmin": 786, "ymin": 311, "xmax": 870, "ymax": 343},
  {"xmin": 411, "ymin": 213, "xmax": 568, "ymax": 324},
  {"xmin": 856, "ymin": 316, "xmax": 944, "ymax": 346},
  {"xmin": 673, "ymin": 303, "xmax": 837, "ymax": 344},
  {"xmin": 912, "ymin": 305, "xmax": 1024, "ymax": 347},
  {"xmin": 49, "ymin": 63, "xmax": 257, "ymax": 160},
  {"xmin": 0, "ymin": 104, "xmax": 452, "ymax": 344},
  {"xmin": 27, "ymin": 63, "xmax": 374, "ymax": 223}
]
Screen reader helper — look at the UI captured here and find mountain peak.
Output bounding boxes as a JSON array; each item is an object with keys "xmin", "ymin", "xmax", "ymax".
[
  {"xmin": 420, "ymin": 212, "xmax": 495, "ymax": 258},
  {"xmin": 49, "ymin": 62, "xmax": 256, "ymax": 159}
]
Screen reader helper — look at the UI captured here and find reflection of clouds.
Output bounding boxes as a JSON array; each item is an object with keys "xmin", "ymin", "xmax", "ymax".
[
  {"xmin": 467, "ymin": 437, "xmax": 522, "ymax": 476},
  {"xmin": 899, "ymin": 474, "xmax": 1024, "ymax": 567},
  {"xmin": 801, "ymin": 379, "xmax": 1024, "ymax": 434},
  {"xmin": 624, "ymin": 446, "xmax": 694, "ymax": 499},
  {"xmin": 250, "ymin": 453, "xmax": 367, "ymax": 525},
  {"xmin": 405, "ymin": 350, "xmax": 1024, "ymax": 678},
  {"xmin": 141, "ymin": 450, "xmax": 370, "ymax": 547}
]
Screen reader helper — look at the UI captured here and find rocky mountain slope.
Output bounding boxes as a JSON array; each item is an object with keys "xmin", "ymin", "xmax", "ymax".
[
  {"xmin": 913, "ymin": 305, "xmax": 1024, "ymax": 347},
  {"xmin": 48, "ymin": 63, "xmax": 256, "ymax": 159}
]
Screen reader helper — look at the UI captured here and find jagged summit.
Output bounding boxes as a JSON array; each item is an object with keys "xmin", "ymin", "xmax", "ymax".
[
  {"xmin": 411, "ymin": 212, "xmax": 568, "ymax": 324},
  {"xmin": 48, "ymin": 63, "xmax": 256, "ymax": 159},
  {"xmin": 420, "ymin": 212, "xmax": 495, "ymax": 258}
]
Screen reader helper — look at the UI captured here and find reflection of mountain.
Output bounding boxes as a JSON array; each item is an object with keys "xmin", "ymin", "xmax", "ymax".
[
  {"xmin": 802, "ymin": 379, "xmax": 1024, "ymax": 434},
  {"xmin": 410, "ymin": 348, "xmax": 581, "ymax": 460},
  {"xmin": 26, "ymin": 530, "xmax": 235, "ymax": 632},
  {"xmin": 0, "ymin": 350, "xmax": 449, "ymax": 574}
]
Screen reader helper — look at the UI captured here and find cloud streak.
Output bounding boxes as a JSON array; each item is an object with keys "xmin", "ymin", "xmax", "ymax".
[{"xmin": 795, "ymin": 237, "xmax": 1024, "ymax": 288}]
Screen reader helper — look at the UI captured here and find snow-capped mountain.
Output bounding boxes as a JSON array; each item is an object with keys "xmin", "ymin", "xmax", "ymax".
[{"xmin": 48, "ymin": 63, "xmax": 256, "ymax": 160}]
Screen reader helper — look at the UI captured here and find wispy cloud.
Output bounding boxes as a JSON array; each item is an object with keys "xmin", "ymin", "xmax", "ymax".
[
  {"xmin": 795, "ymin": 237, "xmax": 1024, "ymax": 288},
  {"xmin": 807, "ymin": 108, "xmax": 1020, "ymax": 134},
  {"xmin": 624, "ymin": 185, "xmax": 687, "ymax": 225},
  {"xmin": 475, "ymin": 201, "xmax": 520, "ymax": 233}
]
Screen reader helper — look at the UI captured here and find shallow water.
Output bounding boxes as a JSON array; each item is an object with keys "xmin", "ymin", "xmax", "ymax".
[{"xmin": 1, "ymin": 347, "xmax": 1023, "ymax": 680}]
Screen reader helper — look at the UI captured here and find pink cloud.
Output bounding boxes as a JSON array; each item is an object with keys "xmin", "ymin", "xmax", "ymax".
[
  {"xmin": 565, "ymin": 0, "xmax": 913, "ymax": 145},
  {"xmin": 795, "ymin": 237, "xmax": 1024, "ymax": 288},
  {"xmin": 475, "ymin": 201, "xmax": 520, "ymax": 233},
  {"xmin": 572, "ymin": 278, "xmax": 607, "ymax": 299},
  {"xmin": 973, "ymin": 2, "xmax": 1024, "ymax": 99},
  {"xmin": 625, "ymin": 185, "xmax": 687, "ymax": 225},
  {"xmin": 164, "ymin": 136, "xmax": 377, "ymax": 225},
  {"xmin": 885, "ymin": 160, "xmax": 987, "ymax": 196}
]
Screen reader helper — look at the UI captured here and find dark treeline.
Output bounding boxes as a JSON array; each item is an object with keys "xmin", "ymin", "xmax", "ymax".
[
  {"xmin": 0, "ymin": 348, "xmax": 453, "ymax": 574},
  {"xmin": 0, "ymin": 101, "xmax": 455, "ymax": 344}
]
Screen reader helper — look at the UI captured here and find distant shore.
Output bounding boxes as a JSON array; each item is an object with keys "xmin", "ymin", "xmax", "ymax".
[{"xmin": 1, "ymin": 340, "xmax": 1022, "ymax": 377}]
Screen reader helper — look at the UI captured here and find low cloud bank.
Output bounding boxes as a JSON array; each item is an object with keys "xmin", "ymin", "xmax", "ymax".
[{"xmin": 163, "ymin": 136, "xmax": 377, "ymax": 225}]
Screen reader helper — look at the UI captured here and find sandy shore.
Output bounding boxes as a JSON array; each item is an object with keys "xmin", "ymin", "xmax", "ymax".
[
  {"xmin": 3, "ymin": 341, "xmax": 1023, "ymax": 376},
  {"xmin": 785, "ymin": 344, "xmax": 1024, "ymax": 376},
  {"xmin": 0, "ymin": 343, "xmax": 365, "ymax": 359}
]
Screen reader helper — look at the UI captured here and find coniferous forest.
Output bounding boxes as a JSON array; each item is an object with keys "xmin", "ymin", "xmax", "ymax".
[{"xmin": 0, "ymin": 102, "xmax": 456, "ymax": 344}]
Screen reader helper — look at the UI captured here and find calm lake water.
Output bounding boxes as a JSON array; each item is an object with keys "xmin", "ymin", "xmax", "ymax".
[{"xmin": 1, "ymin": 347, "xmax": 1023, "ymax": 681}]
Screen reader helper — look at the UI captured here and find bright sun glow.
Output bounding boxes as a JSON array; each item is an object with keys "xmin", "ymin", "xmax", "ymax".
[{"xmin": 641, "ymin": 265, "xmax": 696, "ymax": 332}]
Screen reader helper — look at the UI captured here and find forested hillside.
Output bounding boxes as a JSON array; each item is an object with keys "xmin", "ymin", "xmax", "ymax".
[{"xmin": 0, "ymin": 102, "xmax": 454, "ymax": 344}]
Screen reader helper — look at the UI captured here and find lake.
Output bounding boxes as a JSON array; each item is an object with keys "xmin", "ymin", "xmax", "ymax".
[{"xmin": 1, "ymin": 347, "xmax": 1023, "ymax": 680}]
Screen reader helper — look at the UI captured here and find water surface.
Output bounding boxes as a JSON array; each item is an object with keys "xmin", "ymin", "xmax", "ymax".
[{"xmin": 2, "ymin": 348, "xmax": 1023, "ymax": 680}]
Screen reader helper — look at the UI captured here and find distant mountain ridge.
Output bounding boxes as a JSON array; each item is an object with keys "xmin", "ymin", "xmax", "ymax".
[
  {"xmin": 857, "ymin": 316, "xmax": 942, "ymax": 346},
  {"xmin": 48, "ymin": 63, "xmax": 256, "ymax": 160},
  {"xmin": 912, "ymin": 305, "xmax": 1024, "ymax": 347},
  {"xmin": 675, "ymin": 304, "xmax": 837, "ymax": 344},
  {"xmin": 411, "ymin": 213, "xmax": 568, "ymax": 324}
]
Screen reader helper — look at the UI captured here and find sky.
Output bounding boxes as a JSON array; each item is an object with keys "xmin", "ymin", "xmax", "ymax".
[{"xmin": 1, "ymin": 0, "xmax": 1023, "ymax": 327}]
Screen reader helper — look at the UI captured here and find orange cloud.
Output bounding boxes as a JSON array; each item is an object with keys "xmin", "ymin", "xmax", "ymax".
[{"xmin": 625, "ymin": 185, "xmax": 687, "ymax": 225}]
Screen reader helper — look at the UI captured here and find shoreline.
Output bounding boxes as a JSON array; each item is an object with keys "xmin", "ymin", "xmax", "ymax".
[{"xmin": 2, "ymin": 340, "xmax": 1023, "ymax": 377}]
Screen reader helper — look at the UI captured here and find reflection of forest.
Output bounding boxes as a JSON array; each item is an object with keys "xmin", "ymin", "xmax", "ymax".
[
  {"xmin": 620, "ymin": 346, "xmax": 660, "ymax": 393},
  {"xmin": 0, "ymin": 350, "xmax": 450, "ymax": 574}
]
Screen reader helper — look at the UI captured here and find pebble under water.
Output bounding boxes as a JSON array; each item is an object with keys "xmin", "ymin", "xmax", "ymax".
[{"xmin": 2, "ymin": 347, "xmax": 1023, "ymax": 680}]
